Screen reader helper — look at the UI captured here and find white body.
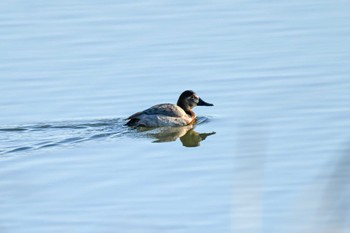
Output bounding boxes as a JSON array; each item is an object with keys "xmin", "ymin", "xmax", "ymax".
[{"xmin": 128, "ymin": 104, "xmax": 194, "ymax": 127}]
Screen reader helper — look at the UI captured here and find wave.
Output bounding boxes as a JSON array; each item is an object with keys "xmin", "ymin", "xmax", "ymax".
[{"xmin": 0, "ymin": 116, "xmax": 214, "ymax": 155}]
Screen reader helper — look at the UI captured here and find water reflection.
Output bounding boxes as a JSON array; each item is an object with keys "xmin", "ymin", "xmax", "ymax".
[
  {"xmin": 138, "ymin": 125, "xmax": 216, "ymax": 147},
  {"xmin": 180, "ymin": 129, "xmax": 216, "ymax": 147},
  {"xmin": 0, "ymin": 118, "xmax": 216, "ymax": 155}
]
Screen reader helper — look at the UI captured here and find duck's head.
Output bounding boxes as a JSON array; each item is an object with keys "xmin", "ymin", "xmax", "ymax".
[{"xmin": 177, "ymin": 90, "xmax": 214, "ymax": 113}]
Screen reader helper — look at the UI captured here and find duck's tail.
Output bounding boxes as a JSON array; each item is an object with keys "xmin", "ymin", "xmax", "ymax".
[{"xmin": 125, "ymin": 118, "xmax": 139, "ymax": 127}]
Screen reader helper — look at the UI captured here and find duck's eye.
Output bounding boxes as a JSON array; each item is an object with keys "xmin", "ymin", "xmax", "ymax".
[{"xmin": 190, "ymin": 95, "xmax": 199, "ymax": 102}]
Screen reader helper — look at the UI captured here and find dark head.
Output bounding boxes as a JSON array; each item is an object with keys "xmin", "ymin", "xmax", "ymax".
[{"xmin": 177, "ymin": 90, "xmax": 213, "ymax": 113}]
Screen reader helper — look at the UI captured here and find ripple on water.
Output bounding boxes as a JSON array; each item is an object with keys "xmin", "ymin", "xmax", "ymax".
[
  {"xmin": 0, "ymin": 116, "xmax": 215, "ymax": 155},
  {"xmin": 0, "ymin": 118, "xmax": 126, "ymax": 155}
]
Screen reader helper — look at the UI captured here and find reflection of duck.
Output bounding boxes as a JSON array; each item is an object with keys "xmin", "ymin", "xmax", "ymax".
[
  {"xmin": 126, "ymin": 90, "xmax": 213, "ymax": 127},
  {"xmin": 179, "ymin": 129, "xmax": 216, "ymax": 147},
  {"xmin": 141, "ymin": 125, "xmax": 216, "ymax": 147}
]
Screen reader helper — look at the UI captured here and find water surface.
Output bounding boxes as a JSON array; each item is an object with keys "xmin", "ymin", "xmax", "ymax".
[{"xmin": 1, "ymin": 0, "xmax": 350, "ymax": 232}]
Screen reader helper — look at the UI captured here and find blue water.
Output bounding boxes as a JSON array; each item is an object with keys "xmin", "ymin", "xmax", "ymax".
[{"xmin": 1, "ymin": 1, "xmax": 350, "ymax": 232}]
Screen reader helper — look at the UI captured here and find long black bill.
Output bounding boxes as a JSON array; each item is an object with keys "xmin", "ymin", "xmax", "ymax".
[{"xmin": 197, "ymin": 97, "xmax": 214, "ymax": 106}]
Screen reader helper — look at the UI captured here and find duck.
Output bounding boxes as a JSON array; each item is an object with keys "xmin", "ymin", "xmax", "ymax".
[{"xmin": 126, "ymin": 90, "xmax": 213, "ymax": 127}]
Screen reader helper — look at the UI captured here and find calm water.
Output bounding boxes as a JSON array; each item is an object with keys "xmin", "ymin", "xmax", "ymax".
[{"xmin": 1, "ymin": 1, "xmax": 350, "ymax": 232}]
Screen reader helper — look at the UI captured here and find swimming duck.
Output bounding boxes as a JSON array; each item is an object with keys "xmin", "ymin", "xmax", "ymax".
[{"xmin": 126, "ymin": 90, "xmax": 213, "ymax": 127}]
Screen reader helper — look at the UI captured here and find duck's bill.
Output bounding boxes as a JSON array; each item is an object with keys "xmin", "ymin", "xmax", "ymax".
[{"xmin": 197, "ymin": 98, "xmax": 214, "ymax": 106}]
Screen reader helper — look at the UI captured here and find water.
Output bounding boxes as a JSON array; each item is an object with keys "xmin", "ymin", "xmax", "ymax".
[{"xmin": 1, "ymin": 0, "xmax": 350, "ymax": 232}]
